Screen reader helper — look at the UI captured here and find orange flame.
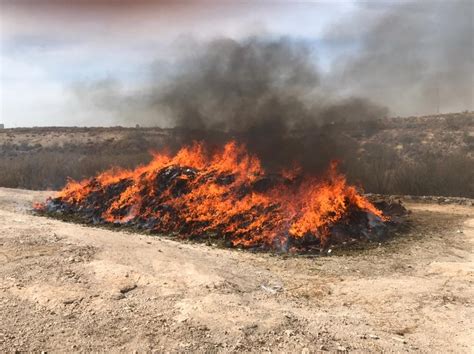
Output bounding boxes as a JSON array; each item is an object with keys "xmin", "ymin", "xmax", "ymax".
[{"xmin": 53, "ymin": 141, "xmax": 385, "ymax": 248}]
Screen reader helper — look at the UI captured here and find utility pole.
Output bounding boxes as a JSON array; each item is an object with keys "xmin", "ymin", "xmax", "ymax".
[{"xmin": 436, "ymin": 85, "xmax": 440, "ymax": 114}]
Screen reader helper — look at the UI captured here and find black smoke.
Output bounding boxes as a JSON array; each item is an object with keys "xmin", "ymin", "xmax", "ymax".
[
  {"xmin": 73, "ymin": 0, "xmax": 472, "ymax": 171},
  {"xmin": 111, "ymin": 37, "xmax": 386, "ymax": 172}
]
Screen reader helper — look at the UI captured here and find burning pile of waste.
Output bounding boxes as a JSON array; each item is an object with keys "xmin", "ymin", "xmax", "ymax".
[{"xmin": 34, "ymin": 141, "xmax": 406, "ymax": 252}]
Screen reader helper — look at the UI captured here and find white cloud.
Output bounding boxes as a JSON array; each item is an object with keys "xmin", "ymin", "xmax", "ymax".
[{"xmin": 0, "ymin": 55, "xmax": 120, "ymax": 127}]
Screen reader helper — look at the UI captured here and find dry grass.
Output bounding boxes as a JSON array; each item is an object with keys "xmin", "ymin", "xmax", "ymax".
[
  {"xmin": 0, "ymin": 146, "xmax": 471, "ymax": 197},
  {"xmin": 0, "ymin": 113, "xmax": 473, "ymax": 196},
  {"xmin": 0, "ymin": 151, "xmax": 152, "ymax": 190}
]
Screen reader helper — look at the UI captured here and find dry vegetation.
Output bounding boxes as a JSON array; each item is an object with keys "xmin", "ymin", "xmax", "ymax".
[
  {"xmin": 341, "ymin": 112, "xmax": 474, "ymax": 197},
  {"xmin": 0, "ymin": 112, "xmax": 473, "ymax": 197}
]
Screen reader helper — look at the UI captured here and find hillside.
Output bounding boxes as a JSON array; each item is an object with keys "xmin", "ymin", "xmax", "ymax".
[{"xmin": 0, "ymin": 112, "xmax": 473, "ymax": 196}]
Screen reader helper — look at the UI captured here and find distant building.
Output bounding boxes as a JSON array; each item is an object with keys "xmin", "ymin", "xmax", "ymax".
[{"xmin": 0, "ymin": 124, "xmax": 4, "ymax": 129}]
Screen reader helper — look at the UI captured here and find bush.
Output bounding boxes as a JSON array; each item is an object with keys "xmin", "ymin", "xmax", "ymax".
[
  {"xmin": 344, "ymin": 147, "xmax": 474, "ymax": 198},
  {"xmin": 0, "ymin": 151, "xmax": 151, "ymax": 190},
  {"xmin": 1, "ymin": 125, "xmax": 473, "ymax": 198}
]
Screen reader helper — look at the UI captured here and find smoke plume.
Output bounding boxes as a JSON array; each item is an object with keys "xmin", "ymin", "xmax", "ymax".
[
  {"xmin": 327, "ymin": 0, "xmax": 473, "ymax": 116},
  {"xmin": 75, "ymin": 36, "xmax": 385, "ymax": 172},
  {"xmin": 73, "ymin": 0, "xmax": 472, "ymax": 171}
]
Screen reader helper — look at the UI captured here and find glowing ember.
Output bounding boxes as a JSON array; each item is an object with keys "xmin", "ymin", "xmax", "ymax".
[{"xmin": 35, "ymin": 141, "xmax": 395, "ymax": 251}]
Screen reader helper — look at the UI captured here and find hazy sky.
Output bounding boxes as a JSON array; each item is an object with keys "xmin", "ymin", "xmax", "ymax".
[{"xmin": 0, "ymin": 0, "xmax": 472, "ymax": 127}]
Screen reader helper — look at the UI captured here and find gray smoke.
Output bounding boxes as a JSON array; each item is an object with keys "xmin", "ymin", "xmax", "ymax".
[
  {"xmin": 73, "ymin": 36, "xmax": 386, "ymax": 171},
  {"xmin": 73, "ymin": 0, "xmax": 472, "ymax": 170},
  {"xmin": 153, "ymin": 37, "xmax": 385, "ymax": 128},
  {"xmin": 327, "ymin": 0, "xmax": 473, "ymax": 116},
  {"xmin": 144, "ymin": 37, "xmax": 386, "ymax": 171}
]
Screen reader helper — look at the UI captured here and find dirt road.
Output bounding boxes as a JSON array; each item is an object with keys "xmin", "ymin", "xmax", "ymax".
[{"xmin": 0, "ymin": 187, "xmax": 472, "ymax": 352}]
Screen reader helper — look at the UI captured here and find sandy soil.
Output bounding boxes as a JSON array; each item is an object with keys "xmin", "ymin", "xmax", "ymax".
[{"xmin": 0, "ymin": 187, "xmax": 472, "ymax": 352}]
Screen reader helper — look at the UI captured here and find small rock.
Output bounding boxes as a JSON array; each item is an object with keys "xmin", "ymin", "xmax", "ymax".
[
  {"xmin": 336, "ymin": 345, "xmax": 347, "ymax": 352},
  {"xmin": 260, "ymin": 284, "xmax": 283, "ymax": 294},
  {"xmin": 319, "ymin": 345, "xmax": 327, "ymax": 351},
  {"xmin": 369, "ymin": 334, "xmax": 380, "ymax": 339},
  {"xmin": 392, "ymin": 336, "xmax": 407, "ymax": 344},
  {"xmin": 120, "ymin": 284, "xmax": 137, "ymax": 294},
  {"xmin": 111, "ymin": 293, "xmax": 125, "ymax": 300},
  {"xmin": 284, "ymin": 329, "xmax": 295, "ymax": 337}
]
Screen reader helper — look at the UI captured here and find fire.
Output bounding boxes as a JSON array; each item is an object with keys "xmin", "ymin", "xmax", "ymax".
[{"xmin": 37, "ymin": 141, "xmax": 387, "ymax": 250}]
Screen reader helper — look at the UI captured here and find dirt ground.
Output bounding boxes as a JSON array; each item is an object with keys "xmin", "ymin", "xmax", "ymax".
[{"xmin": 0, "ymin": 187, "xmax": 472, "ymax": 352}]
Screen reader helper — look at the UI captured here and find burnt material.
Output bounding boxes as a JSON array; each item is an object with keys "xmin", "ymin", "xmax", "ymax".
[{"xmin": 34, "ymin": 142, "xmax": 408, "ymax": 252}]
